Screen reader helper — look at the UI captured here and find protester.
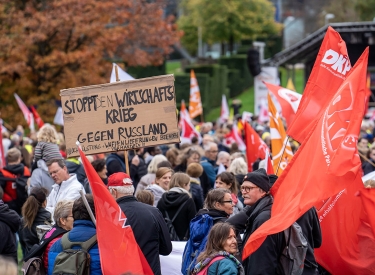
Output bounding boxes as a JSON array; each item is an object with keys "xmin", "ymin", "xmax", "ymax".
[
  {"xmin": 66, "ymin": 157, "xmax": 87, "ymax": 185},
  {"xmin": 32, "ymin": 124, "xmax": 62, "ymax": 170},
  {"xmin": 157, "ymin": 172, "xmax": 196, "ymax": 241},
  {"xmin": 146, "ymin": 167, "xmax": 173, "ymax": 206},
  {"xmin": 186, "ymin": 163, "xmax": 204, "ymax": 211},
  {"xmin": 0, "ymin": 147, "xmax": 31, "ymax": 215},
  {"xmin": 227, "ymin": 168, "xmax": 284, "ymax": 274},
  {"xmin": 136, "ymin": 154, "xmax": 168, "ymax": 195},
  {"xmin": 0, "ymin": 187, "xmax": 20, "ymax": 264},
  {"xmin": 48, "ymin": 195, "xmax": 101, "ymax": 275},
  {"xmin": 106, "ymin": 151, "xmax": 127, "ymax": 176},
  {"xmin": 228, "ymin": 157, "xmax": 248, "ymax": 204},
  {"xmin": 363, "ymin": 146, "xmax": 375, "ymax": 175},
  {"xmin": 215, "ymin": 172, "xmax": 243, "ymax": 215},
  {"xmin": 201, "ymin": 142, "xmax": 219, "ymax": 188},
  {"xmin": 19, "ymin": 187, "xmax": 52, "ymax": 254},
  {"xmin": 197, "ymin": 188, "xmax": 233, "ymax": 222},
  {"xmin": 144, "ymin": 146, "xmax": 162, "ymax": 165},
  {"xmin": 166, "ymin": 147, "xmax": 180, "ymax": 169},
  {"xmin": 23, "ymin": 200, "xmax": 73, "ymax": 271},
  {"xmin": 108, "ymin": 172, "xmax": 172, "ymax": 275},
  {"xmin": 129, "ymin": 148, "xmax": 148, "ymax": 190},
  {"xmin": 46, "ymin": 159, "xmax": 85, "ymax": 214},
  {"xmin": 192, "ymin": 223, "xmax": 244, "ymax": 275},
  {"xmin": 216, "ymin": 151, "xmax": 231, "ymax": 170},
  {"xmin": 83, "ymin": 158, "xmax": 108, "ymax": 193},
  {"xmin": 136, "ymin": 190, "xmax": 155, "ymax": 206}
]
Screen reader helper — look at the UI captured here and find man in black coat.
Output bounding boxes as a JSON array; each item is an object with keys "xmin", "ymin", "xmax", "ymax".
[
  {"xmin": 108, "ymin": 172, "xmax": 172, "ymax": 275},
  {"xmin": 0, "ymin": 187, "xmax": 21, "ymax": 264},
  {"xmin": 227, "ymin": 168, "xmax": 284, "ymax": 275}
]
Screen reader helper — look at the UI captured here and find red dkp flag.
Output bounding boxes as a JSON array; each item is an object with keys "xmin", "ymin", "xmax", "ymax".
[
  {"xmin": 287, "ymin": 26, "xmax": 351, "ymax": 143},
  {"xmin": 14, "ymin": 93, "xmax": 35, "ymax": 131},
  {"xmin": 30, "ymin": 106, "xmax": 44, "ymax": 129},
  {"xmin": 243, "ymin": 122, "xmax": 268, "ymax": 172},
  {"xmin": 242, "ymin": 48, "xmax": 368, "ymax": 260},
  {"xmin": 77, "ymin": 145, "xmax": 153, "ymax": 275}
]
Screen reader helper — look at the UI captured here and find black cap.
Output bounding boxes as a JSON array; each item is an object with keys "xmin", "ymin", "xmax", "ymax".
[{"xmin": 243, "ymin": 168, "xmax": 270, "ymax": 192}]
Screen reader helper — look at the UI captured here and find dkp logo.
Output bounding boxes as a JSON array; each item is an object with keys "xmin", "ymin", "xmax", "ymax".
[{"xmin": 321, "ymin": 49, "xmax": 351, "ymax": 75}]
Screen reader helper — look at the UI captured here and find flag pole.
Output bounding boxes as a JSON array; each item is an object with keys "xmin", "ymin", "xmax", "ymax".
[
  {"xmin": 115, "ymin": 65, "xmax": 130, "ymax": 177},
  {"xmin": 80, "ymin": 188, "xmax": 96, "ymax": 226},
  {"xmin": 358, "ymin": 151, "xmax": 375, "ymax": 168},
  {"xmin": 275, "ymin": 135, "xmax": 289, "ymax": 175},
  {"xmin": 200, "ymin": 113, "xmax": 204, "ymax": 123}
]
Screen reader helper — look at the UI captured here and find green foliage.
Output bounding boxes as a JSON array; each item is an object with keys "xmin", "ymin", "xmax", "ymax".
[
  {"xmin": 127, "ymin": 62, "xmax": 166, "ymax": 79},
  {"xmin": 355, "ymin": 0, "xmax": 375, "ymax": 21},
  {"xmin": 178, "ymin": 0, "xmax": 282, "ymax": 53},
  {"xmin": 166, "ymin": 60, "xmax": 182, "ymax": 74}
]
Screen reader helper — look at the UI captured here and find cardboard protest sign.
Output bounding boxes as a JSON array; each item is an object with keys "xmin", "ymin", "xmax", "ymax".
[{"xmin": 61, "ymin": 74, "xmax": 180, "ymax": 157}]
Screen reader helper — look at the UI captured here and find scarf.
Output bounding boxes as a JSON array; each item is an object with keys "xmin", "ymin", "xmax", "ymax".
[{"xmin": 192, "ymin": 251, "xmax": 244, "ymax": 274}]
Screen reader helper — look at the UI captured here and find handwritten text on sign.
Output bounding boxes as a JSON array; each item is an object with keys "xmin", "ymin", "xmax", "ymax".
[{"xmin": 60, "ymin": 75, "xmax": 180, "ymax": 157}]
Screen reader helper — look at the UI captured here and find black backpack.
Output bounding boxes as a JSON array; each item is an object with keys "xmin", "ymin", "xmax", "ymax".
[
  {"xmin": 164, "ymin": 200, "xmax": 189, "ymax": 241},
  {"xmin": 52, "ymin": 233, "xmax": 97, "ymax": 275}
]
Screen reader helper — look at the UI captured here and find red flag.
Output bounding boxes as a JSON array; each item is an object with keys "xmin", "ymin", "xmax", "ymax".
[
  {"xmin": 14, "ymin": 93, "xmax": 35, "ymax": 131},
  {"xmin": 264, "ymin": 150, "xmax": 274, "ymax": 175},
  {"xmin": 242, "ymin": 48, "xmax": 368, "ymax": 260},
  {"xmin": 180, "ymin": 100, "xmax": 202, "ymax": 144},
  {"xmin": 243, "ymin": 122, "xmax": 268, "ymax": 172},
  {"xmin": 287, "ymin": 26, "xmax": 351, "ymax": 143},
  {"xmin": 77, "ymin": 145, "xmax": 153, "ymax": 275},
  {"xmin": 0, "ymin": 119, "xmax": 5, "ymax": 169},
  {"xmin": 315, "ymin": 174, "xmax": 375, "ymax": 274},
  {"xmin": 223, "ymin": 123, "xmax": 246, "ymax": 151},
  {"xmin": 265, "ymin": 82, "xmax": 302, "ymax": 127},
  {"xmin": 30, "ymin": 106, "xmax": 44, "ymax": 129}
]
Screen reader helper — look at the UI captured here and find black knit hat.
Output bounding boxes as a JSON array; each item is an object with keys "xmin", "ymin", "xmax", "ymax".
[{"xmin": 243, "ymin": 168, "xmax": 270, "ymax": 192}]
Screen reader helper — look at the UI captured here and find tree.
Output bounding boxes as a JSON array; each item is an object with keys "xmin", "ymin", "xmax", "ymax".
[
  {"xmin": 0, "ymin": 0, "xmax": 181, "ymax": 128},
  {"xmin": 355, "ymin": 0, "xmax": 375, "ymax": 21},
  {"xmin": 318, "ymin": 0, "xmax": 359, "ymax": 27},
  {"xmin": 178, "ymin": 0, "xmax": 281, "ymax": 55}
]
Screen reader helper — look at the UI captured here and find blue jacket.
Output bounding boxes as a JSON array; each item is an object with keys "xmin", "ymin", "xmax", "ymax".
[
  {"xmin": 208, "ymin": 258, "xmax": 241, "ymax": 275},
  {"xmin": 200, "ymin": 157, "xmax": 217, "ymax": 188},
  {"xmin": 47, "ymin": 220, "xmax": 101, "ymax": 275}
]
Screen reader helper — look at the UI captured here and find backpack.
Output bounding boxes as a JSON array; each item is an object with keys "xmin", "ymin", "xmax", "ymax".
[
  {"xmin": 279, "ymin": 222, "xmax": 308, "ymax": 275},
  {"xmin": 195, "ymin": 256, "xmax": 224, "ymax": 275},
  {"xmin": 0, "ymin": 167, "xmax": 29, "ymax": 214},
  {"xmin": 181, "ymin": 214, "xmax": 222, "ymax": 275},
  {"xmin": 164, "ymin": 200, "xmax": 189, "ymax": 241},
  {"xmin": 52, "ymin": 233, "xmax": 97, "ymax": 275},
  {"xmin": 22, "ymin": 256, "xmax": 45, "ymax": 275}
]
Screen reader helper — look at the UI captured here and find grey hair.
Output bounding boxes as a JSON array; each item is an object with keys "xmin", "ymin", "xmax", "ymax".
[
  {"xmin": 109, "ymin": 185, "xmax": 134, "ymax": 196},
  {"xmin": 217, "ymin": 151, "xmax": 230, "ymax": 160},
  {"xmin": 228, "ymin": 158, "xmax": 248, "ymax": 175},
  {"xmin": 203, "ymin": 141, "xmax": 217, "ymax": 151},
  {"xmin": 147, "ymin": 154, "xmax": 167, "ymax": 173},
  {"xmin": 54, "ymin": 200, "xmax": 74, "ymax": 227}
]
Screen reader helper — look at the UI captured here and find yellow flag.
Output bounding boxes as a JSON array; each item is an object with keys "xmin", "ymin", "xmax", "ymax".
[
  {"xmin": 268, "ymin": 93, "xmax": 294, "ymax": 175},
  {"xmin": 286, "ymin": 77, "xmax": 296, "ymax": 92}
]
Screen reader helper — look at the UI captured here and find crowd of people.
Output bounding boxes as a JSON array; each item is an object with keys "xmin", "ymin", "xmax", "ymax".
[{"xmin": 5, "ymin": 116, "xmax": 371, "ymax": 274}]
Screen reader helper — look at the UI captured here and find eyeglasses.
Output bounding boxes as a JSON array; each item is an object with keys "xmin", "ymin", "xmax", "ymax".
[
  {"xmin": 49, "ymin": 168, "xmax": 62, "ymax": 177},
  {"xmin": 221, "ymin": 200, "xmax": 233, "ymax": 205},
  {"xmin": 209, "ymin": 150, "xmax": 218, "ymax": 153},
  {"xmin": 241, "ymin": 186, "xmax": 258, "ymax": 192},
  {"xmin": 66, "ymin": 215, "xmax": 74, "ymax": 219}
]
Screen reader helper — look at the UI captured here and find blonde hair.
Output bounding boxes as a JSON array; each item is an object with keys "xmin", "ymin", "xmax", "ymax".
[
  {"xmin": 147, "ymin": 155, "xmax": 168, "ymax": 173},
  {"xmin": 37, "ymin": 124, "xmax": 59, "ymax": 143},
  {"xmin": 54, "ymin": 200, "xmax": 74, "ymax": 227},
  {"xmin": 6, "ymin": 148, "xmax": 21, "ymax": 163},
  {"xmin": 169, "ymin": 172, "xmax": 190, "ymax": 189}
]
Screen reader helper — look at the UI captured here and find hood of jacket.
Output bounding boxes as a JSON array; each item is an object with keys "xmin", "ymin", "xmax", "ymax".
[
  {"xmin": 158, "ymin": 191, "xmax": 190, "ymax": 210},
  {"xmin": 4, "ymin": 163, "xmax": 25, "ymax": 175},
  {"xmin": 0, "ymin": 200, "xmax": 21, "ymax": 232},
  {"xmin": 146, "ymin": 184, "xmax": 165, "ymax": 197},
  {"xmin": 65, "ymin": 160, "xmax": 82, "ymax": 174},
  {"xmin": 197, "ymin": 208, "xmax": 228, "ymax": 219}
]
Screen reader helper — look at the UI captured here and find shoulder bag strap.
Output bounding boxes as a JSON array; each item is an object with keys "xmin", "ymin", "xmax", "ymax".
[
  {"xmin": 61, "ymin": 232, "xmax": 97, "ymax": 251},
  {"xmin": 171, "ymin": 199, "xmax": 189, "ymax": 223},
  {"xmin": 80, "ymin": 234, "xmax": 97, "ymax": 252}
]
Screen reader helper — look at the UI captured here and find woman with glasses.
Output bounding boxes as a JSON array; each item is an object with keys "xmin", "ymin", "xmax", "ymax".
[
  {"xmin": 215, "ymin": 172, "xmax": 243, "ymax": 216},
  {"xmin": 192, "ymin": 223, "xmax": 244, "ymax": 275},
  {"xmin": 23, "ymin": 200, "xmax": 74, "ymax": 272},
  {"xmin": 197, "ymin": 188, "xmax": 233, "ymax": 222}
]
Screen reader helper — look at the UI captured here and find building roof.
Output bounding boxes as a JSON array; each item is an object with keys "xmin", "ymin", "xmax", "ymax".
[{"xmin": 263, "ymin": 21, "xmax": 375, "ymax": 67}]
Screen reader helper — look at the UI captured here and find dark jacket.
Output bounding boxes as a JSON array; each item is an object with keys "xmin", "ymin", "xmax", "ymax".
[
  {"xmin": 175, "ymin": 164, "xmax": 212, "ymax": 199},
  {"xmin": 362, "ymin": 160, "xmax": 375, "ymax": 175},
  {"xmin": 228, "ymin": 196, "xmax": 284, "ymax": 275},
  {"xmin": 19, "ymin": 207, "xmax": 52, "ymax": 254},
  {"xmin": 48, "ymin": 220, "xmax": 101, "ymax": 275},
  {"xmin": 129, "ymin": 153, "xmax": 148, "ymax": 191},
  {"xmin": 200, "ymin": 157, "xmax": 217, "ymax": 189},
  {"xmin": 0, "ymin": 200, "xmax": 21, "ymax": 263},
  {"xmin": 117, "ymin": 196, "xmax": 172, "ymax": 275},
  {"xmin": 66, "ymin": 159, "xmax": 86, "ymax": 185},
  {"xmin": 196, "ymin": 208, "xmax": 228, "ymax": 224},
  {"xmin": 296, "ymin": 207, "xmax": 322, "ymax": 275},
  {"xmin": 190, "ymin": 178, "xmax": 204, "ymax": 212},
  {"xmin": 157, "ymin": 190, "xmax": 196, "ymax": 241},
  {"xmin": 106, "ymin": 153, "xmax": 126, "ymax": 176}
]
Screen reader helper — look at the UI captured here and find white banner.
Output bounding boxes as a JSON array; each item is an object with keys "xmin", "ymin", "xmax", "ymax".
[{"xmin": 254, "ymin": 67, "xmax": 279, "ymax": 115}]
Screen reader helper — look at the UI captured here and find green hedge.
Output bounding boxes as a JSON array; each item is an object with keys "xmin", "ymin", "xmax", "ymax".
[
  {"xmin": 219, "ymin": 55, "xmax": 252, "ymax": 97},
  {"xmin": 127, "ymin": 62, "xmax": 166, "ymax": 79}
]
